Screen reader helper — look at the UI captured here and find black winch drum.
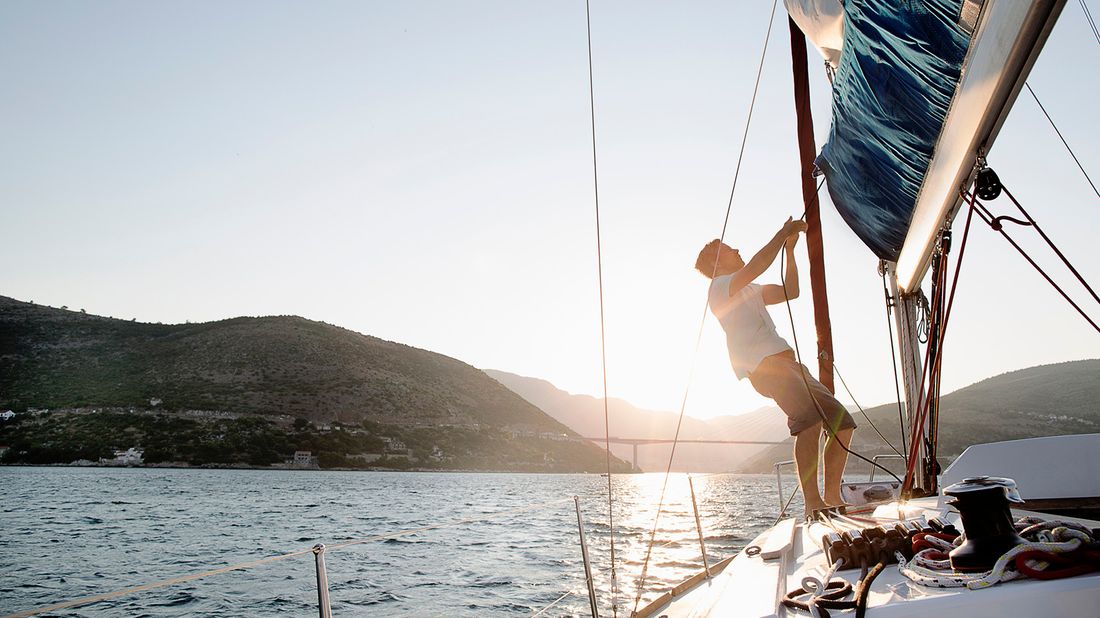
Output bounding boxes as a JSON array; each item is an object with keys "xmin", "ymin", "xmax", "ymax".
[{"xmin": 943, "ymin": 476, "xmax": 1026, "ymax": 572}]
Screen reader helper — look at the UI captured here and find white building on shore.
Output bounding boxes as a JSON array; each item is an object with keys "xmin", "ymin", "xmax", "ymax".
[{"xmin": 102, "ymin": 447, "xmax": 144, "ymax": 465}]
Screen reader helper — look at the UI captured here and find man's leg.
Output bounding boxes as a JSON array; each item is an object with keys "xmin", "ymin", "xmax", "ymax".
[
  {"xmin": 822, "ymin": 427, "xmax": 854, "ymax": 506},
  {"xmin": 794, "ymin": 422, "xmax": 827, "ymax": 514}
]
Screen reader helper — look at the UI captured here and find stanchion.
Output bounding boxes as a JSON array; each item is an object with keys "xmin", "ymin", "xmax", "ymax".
[
  {"xmin": 574, "ymin": 496, "xmax": 600, "ymax": 618},
  {"xmin": 312, "ymin": 544, "xmax": 333, "ymax": 618},
  {"xmin": 687, "ymin": 476, "xmax": 711, "ymax": 577}
]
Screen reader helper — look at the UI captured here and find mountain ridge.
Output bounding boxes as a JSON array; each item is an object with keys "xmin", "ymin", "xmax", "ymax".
[
  {"xmin": 0, "ymin": 296, "xmax": 629, "ymax": 472},
  {"xmin": 485, "ymin": 369, "xmax": 791, "ymax": 472},
  {"xmin": 736, "ymin": 358, "xmax": 1100, "ymax": 473}
]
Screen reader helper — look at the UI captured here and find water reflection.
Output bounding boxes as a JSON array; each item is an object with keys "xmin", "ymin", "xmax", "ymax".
[
  {"xmin": 1, "ymin": 468, "xmax": 803, "ymax": 616},
  {"xmin": 577, "ymin": 472, "xmax": 803, "ymax": 614}
]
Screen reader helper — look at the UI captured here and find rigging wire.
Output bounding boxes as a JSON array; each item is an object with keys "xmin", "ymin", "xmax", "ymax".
[
  {"xmin": 1001, "ymin": 184, "xmax": 1100, "ymax": 306},
  {"xmin": 582, "ymin": 1, "xmax": 619, "ymax": 614},
  {"xmin": 900, "ymin": 238, "xmax": 951, "ymax": 495},
  {"xmin": 831, "ymin": 362, "xmax": 904, "ymax": 458},
  {"xmin": 902, "ymin": 192, "xmax": 979, "ymax": 494},
  {"xmin": 1024, "ymin": 82, "xmax": 1100, "ymax": 199},
  {"xmin": 629, "ymin": 1, "xmax": 780, "ymax": 613},
  {"xmin": 1080, "ymin": 0, "xmax": 1100, "ymax": 47},
  {"xmin": 778, "ymin": 251, "xmax": 905, "ymax": 488},
  {"xmin": 880, "ymin": 267, "xmax": 909, "ymax": 456},
  {"xmin": 970, "ymin": 196, "xmax": 1100, "ymax": 332}
]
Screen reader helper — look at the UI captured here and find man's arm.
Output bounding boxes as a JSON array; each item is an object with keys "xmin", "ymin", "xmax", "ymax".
[
  {"xmin": 761, "ymin": 232, "xmax": 800, "ymax": 304},
  {"xmin": 727, "ymin": 218, "xmax": 806, "ymax": 297}
]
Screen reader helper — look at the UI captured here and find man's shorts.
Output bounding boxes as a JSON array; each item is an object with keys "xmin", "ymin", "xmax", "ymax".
[{"xmin": 749, "ymin": 350, "xmax": 857, "ymax": 436}]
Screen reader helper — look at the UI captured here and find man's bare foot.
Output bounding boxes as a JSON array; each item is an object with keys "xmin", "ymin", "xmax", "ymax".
[{"xmin": 804, "ymin": 497, "xmax": 829, "ymax": 518}]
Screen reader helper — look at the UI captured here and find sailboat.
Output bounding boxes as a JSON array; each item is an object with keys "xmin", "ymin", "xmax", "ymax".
[{"xmin": 619, "ymin": 0, "xmax": 1100, "ymax": 616}]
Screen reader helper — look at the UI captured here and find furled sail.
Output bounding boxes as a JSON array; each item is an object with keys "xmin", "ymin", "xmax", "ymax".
[
  {"xmin": 816, "ymin": 0, "xmax": 971, "ymax": 263},
  {"xmin": 798, "ymin": 0, "xmax": 1065, "ymax": 291}
]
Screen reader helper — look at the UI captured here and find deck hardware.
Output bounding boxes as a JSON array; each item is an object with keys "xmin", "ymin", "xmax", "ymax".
[
  {"xmin": 312, "ymin": 543, "xmax": 332, "ymax": 618},
  {"xmin": 687, "ymin": 476, "xmax": 711, "ymax": 577},
  {"xmin": 574, "ymin": 496, "xmax": 600, "ymax": 618},
  {"xmin": 868, "ymin": 454, "xmax": 905, "ymax": 482},
  {"xmin": 773, "ymin": 460, "xmax": 795, "ymax": 517}
]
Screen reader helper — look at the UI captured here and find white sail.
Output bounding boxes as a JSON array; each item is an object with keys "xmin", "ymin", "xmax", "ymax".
[{"xmin": 783, "ymin": 0, "xmax": 845, "ymax": 68}]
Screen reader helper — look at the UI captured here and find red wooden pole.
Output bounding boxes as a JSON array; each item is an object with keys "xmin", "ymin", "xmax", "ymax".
[{"xmin": 788, "ymin": 18, "xmax": 835, "ymax": 393}]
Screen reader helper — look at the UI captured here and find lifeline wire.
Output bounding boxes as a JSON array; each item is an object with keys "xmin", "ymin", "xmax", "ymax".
[
  {"xmin": 4, "ymin": 497, "xmax": 576, "ymax": 618},
  {"xmin": 630, "ymin": 1, "xmax": 780, "ymax": 614},
  {"xmin": 1025, "ymin": 82, "xmax": 1099, "ymax": 199},
  {"xmin": 583, "ymin": 0, "xmax": 619, "ymax": 614}
]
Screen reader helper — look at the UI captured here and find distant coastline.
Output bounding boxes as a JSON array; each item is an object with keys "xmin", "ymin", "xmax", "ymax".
[
  {"xmin": 0, "ymin": 407, "xmax": 632, "ymax": 474},
  {"xmin": 0, "ymin": 462, "xmax": 636, "ymax": 475}
]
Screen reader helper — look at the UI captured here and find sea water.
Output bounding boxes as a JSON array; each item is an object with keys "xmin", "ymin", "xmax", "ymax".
[{"xmin": 0, "ymin": 468, "xmax": 802, "ymax": 616}]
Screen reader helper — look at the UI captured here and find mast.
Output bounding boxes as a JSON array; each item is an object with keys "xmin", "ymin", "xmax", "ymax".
[
  {"xmin": 885, "ymin": 261, "xmax": 933, "ymax": 496},
  {"xmin": 788, "ymin": 18, "xmax": 834, "ymax": 393}
]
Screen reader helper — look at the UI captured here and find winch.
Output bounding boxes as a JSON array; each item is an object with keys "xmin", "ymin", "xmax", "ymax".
[{"xmin": 944, "ymin": 476, "xmax": 1026, "ymax": 572}]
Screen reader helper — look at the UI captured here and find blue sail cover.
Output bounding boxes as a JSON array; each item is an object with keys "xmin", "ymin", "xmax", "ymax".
[{"xmin": 816, "ymin": 0, "xmax": 972, "ymax": 261}]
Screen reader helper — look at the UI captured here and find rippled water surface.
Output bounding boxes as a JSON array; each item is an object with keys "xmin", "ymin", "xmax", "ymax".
[{"xmin": 1, "ymin": 468, "xmax": 803, "ymax": 616}]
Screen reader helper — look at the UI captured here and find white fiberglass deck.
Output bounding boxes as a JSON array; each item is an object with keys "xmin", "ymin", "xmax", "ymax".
[{"xmin": 643, "ymin": 498, "xmax": 1100, "ymax": 618}]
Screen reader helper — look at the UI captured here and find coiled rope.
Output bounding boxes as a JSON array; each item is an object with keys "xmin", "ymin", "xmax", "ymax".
[
  {"xmin": 897, "ymin": 517, "xmax": 1100, "ymax": 590},
  {"xmin": 3, "ymin": 496, "xmax": 575, "ymax": 618}
]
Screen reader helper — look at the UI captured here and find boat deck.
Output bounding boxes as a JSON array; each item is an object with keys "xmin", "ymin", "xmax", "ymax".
[{"xmin": 642, "ymin": 498, "xmax": 1100, "ymax": 617}]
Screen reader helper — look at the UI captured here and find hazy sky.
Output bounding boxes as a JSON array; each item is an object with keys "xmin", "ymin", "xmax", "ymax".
[{"xmin": 2, "ymin": 1, "xmax": 1097, "ymax": 420}]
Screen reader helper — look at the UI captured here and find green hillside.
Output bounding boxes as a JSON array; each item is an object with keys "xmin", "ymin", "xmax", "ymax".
[
  {"xmin": 737, "ymin": 359, "xmax": 1100, "ymax": 474},
  {"xmin": 0, "ymin": 296, "xmax": 630, "ymax": 472}
]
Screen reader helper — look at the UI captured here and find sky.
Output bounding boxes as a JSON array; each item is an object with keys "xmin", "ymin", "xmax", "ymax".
[{"xmin": 2, "ymin": 1, "xmax": 1097, "ymax": 421}]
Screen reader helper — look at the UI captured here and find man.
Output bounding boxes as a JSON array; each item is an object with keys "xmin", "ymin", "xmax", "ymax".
[{"xmin": 696, "ymin": 217, "xmax": 856, "ymax": 515}]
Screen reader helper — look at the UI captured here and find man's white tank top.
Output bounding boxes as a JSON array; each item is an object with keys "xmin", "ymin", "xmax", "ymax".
[{"xmin": 708, "ymin": 279, "xmax": 792, "ymax": 379}]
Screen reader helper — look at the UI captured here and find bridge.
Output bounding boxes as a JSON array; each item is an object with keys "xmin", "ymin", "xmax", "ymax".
[{"xmin": 583, "ymin": 437, "xmax": 788, "ymax": 471}]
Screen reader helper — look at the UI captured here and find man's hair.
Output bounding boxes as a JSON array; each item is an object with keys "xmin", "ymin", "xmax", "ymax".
[{"xmin": 695, "ymin": 239, "xmax": 725, "ymax": 279}]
